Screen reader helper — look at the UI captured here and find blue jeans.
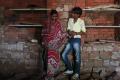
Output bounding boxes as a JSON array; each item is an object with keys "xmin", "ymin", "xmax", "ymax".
[{"xmin": 62, "ymin": 38, "xmax": 81, "ymax": 74}]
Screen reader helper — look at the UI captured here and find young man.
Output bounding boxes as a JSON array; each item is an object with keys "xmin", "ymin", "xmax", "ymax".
[{"xmin": 62, "ymin": 7, "xmax": 86, "ymax": 79}]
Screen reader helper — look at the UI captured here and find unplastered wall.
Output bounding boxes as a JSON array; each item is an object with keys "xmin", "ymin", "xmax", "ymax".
[
  {"xmin": 0, "ymin": 0, "xmax": 46, "ymax": 79},
  {"xmin": 47, "ymin": 0, "xmax": 116, "ymax": 42},
  {"xmin": 47, "ymin": 0, "xmax": 120, "ymax": 75}
]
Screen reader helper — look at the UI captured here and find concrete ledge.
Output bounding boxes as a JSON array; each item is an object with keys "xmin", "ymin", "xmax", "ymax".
[{"xmin": 86, "ymin": 26, "xmax": 120, "ymax": 28}]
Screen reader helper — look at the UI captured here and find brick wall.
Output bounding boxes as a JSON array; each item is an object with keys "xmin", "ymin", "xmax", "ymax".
[
  {"xmin": 47, "ymin": 0, "xmax": 120, "ymax": 75},
  {"xmin": 47, "ymin": 0, "xmax": 116, "ymax": 42},
  {"xmin": 0, "ymin": 26, "xmax": 44, "ymax": 79},
  {"xmin": 0, "ymin": 0, "xmax": 116, "ymax": 43},
  {"xmin": 0, "ymin": 0, "xmax": 46, "ymax": 8},
  {"xmin": 83, "ymin": 28, "xmax": 115, "ymax": 42},
  {"xmin": 81, "ymin": 41, "xmax": 120, "ymax": 74},
  {"xmin": 0, "ymin": 0, "xmax": 120, "ymax": 78},
  {"xmin": 0, "ymin": 0, "xmax": 46, "ymax": 79}
]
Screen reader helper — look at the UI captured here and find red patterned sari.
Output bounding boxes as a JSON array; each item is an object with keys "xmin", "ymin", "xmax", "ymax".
[
  {"xmin": 42, "ymin": 19, "xmax": 66, "ymax": 50},
  {"xmin": 42, "ymin": 19, "xmax": 66, "ymax": 76}
]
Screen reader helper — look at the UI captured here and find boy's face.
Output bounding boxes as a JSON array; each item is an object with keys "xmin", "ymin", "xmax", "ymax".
[{"xmin": 72, "ymin": 13, "xmax": 80, "ymax": 19}]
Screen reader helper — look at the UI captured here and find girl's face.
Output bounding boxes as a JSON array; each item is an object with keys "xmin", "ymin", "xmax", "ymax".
[{"xmin": 51, "ymin": 14, "xmax": 58, "ymax": 21}]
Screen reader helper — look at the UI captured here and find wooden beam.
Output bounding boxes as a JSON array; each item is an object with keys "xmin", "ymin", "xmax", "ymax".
[
  {"xmin": 86, "ymin": 26, "xmax": 120, "ymax": 28},
  {"xmin": 83, "ymin": 4, "xmax": 120, "ymax": 12},
  {"xmin": 9, "ymin": 8, "xmax": 51, "ymax": 11}
]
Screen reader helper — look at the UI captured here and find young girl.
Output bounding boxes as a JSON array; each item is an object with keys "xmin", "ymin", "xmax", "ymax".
[
  {"xmin": 43, "ymin": 9, "xmax": 66, "ymax": 50},
  {"xmin": 62, "ymin": 7, "xmax": 86, "ymax": 79},
  {"xmin": 42, "ymin": 9, "xmax": 66, "ymax": 77}
]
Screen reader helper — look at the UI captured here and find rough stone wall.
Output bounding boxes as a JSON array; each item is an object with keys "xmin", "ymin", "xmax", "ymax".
[
  {"xmin": 47, "ymin": 0, "xmax": 120, "ymax": 76},
  {"xmin": 47, "ymin": 0, "xmax": 116, "ymax": 42},
  {"xmin": 0, "ymin": 0, "xmax": 47, "ymax": 79},
  {"xmin": 0, "ymin": 26, "xmax": 43, "ymax": 79},
  {"xmin": 0, "ymin": 0, "xmax": 120, "ymax": 79},
  {"xmin": 81, "ymin": 41, "xmax": 120, "ymax": 70}
]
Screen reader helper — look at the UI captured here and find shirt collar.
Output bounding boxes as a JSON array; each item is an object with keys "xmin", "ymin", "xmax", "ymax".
[{"xmin": 71, "ymin": 18, "xmax": 80, "ymax": 23}]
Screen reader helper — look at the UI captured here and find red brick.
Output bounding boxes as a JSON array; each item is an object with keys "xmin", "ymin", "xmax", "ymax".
[
  {"xmin": 94, "ymin": 59, "xmax": 103, "ymax": 67},
  {"xmin": 85, "ymin": 0, "xmax": 95, "ymax": 7},
  {"xmin": 100, "ymin": 51, "xmax": 112, "ymax": 59},
  {"xmin": 75, "ymin": 0, "xmax": 85, "ymax": 8},
  {"xmin": 4, "ymin": 27, "xmax": 19, "ymax": 42},
  {"xmin": 81, "ymin": 52, "xmax": 89, "ymax": 60},
  {"xmin": 94, "ymin": 0, "xmax": 113, "ymax": 3},
  {"xmin": 89, "ymin": 51, "xmax": 100, "ymax": 59}
]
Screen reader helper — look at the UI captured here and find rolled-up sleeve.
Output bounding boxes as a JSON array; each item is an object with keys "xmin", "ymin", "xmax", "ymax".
[
  {"xmin": 67, "ymin": 19, "xmax": 71, "ymax": 30},
  {"xmin": 80, "ymin": 20, "xmax": 86, "ymax": 32}
]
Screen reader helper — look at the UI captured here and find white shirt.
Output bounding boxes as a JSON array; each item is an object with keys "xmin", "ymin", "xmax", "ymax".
[{"xmin": 67, "ymin": 18, "xmax": 86, "ymax": 38}]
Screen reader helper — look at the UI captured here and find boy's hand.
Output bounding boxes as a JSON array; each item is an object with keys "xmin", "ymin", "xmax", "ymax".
[{"xmin": 69, "ymin": 31, "xmax": 77, "ymax": 37}]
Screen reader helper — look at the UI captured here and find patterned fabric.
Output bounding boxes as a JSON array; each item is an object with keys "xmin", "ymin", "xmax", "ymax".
[
  {"xmin": 47, "ymin": 49, "xmax": 60, "ymax": 76},
  {"xmin": 42, "ymin": 19, "xmax": 67, "ymax": 76},
  {"xmin": 42, "ymin": 19, "xmax": 67, "ymax": 51}
]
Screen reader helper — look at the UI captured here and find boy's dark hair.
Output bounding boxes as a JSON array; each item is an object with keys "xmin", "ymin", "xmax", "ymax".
[
  {"xmin": 71, "ymin": 7, "xmax": 82, "ymax": 16},
  {"xmin": 50, "ymin": 9, "xmax": 58, "ymax": 16}
]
